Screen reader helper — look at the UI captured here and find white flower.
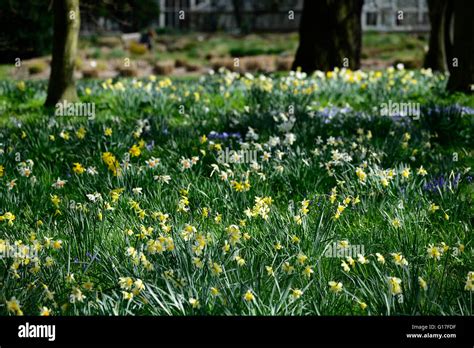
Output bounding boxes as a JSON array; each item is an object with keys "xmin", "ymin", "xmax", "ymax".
[
  {"xmin": 87, "ymin": 167, "xmax": 98, "ymax": 175},
  {"xmin": 52, "ymin": 178, "xmax": 67, "ymax": 189},
  {"xmin": 268, "ymin": 136, "xmax": 280, "ymax": 147},
  {"xmin": 284, "ymin": 133, "xmax": 296, "ymax": 146},
  {"xmin": 180, "ymin": 158, "xmax": 193, "ymax": 170},
  {"xmin": 86, "ymin": 192, "xmax": 102, "ymax": 202},
  {"xmin": 145, "ymin": 157, "xmax": 160, "ymax": 168},
  {"xmin": 246, "ymin": 127, "xmax": 259, "ymax": 141},
  {"xmin": 250, "ymin": 162, "xmax": 260, "ymax": 171},
  {"xmin": 153, "ymin": 175, "xmax": 171, "ymax": 184},
  {"xmin": 219, "ymin": 171, "xmax": 228, "ymax": 181},
  {"xmin": 132, "ymin": 187, "xmax": 143, "ymax": 195}
]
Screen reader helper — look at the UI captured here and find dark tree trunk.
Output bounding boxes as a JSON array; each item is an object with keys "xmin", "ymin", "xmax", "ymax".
[
  {"xmin": 447, "ymin": 0, "xmax": 474, "ymax": 93},
  {"xmin": 424, "ymin": 0, "xmax": 449, "ymax": 71},
  {"xmin": 45, "ymin": 0, "xmax": 80, "ymax": 107},
  {"xmin": 292, "ymin": 0, "xmax": 364, "ymax": 73},
  {"xmin": 232, "ymin": 0, "xmax": 243, "ymax": 31}
]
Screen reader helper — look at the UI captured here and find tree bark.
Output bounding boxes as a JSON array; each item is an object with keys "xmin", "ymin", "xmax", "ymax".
[
  {"xmin": 232, "ymin": 0, "xmax": 243, "ymax": 32},
  {"xmin": 424, "ymin": 0, "xmax": 449, "ymax": 71},
  {"xmin": 447, "ymin": 0, "xmax": 474, "ymax": 93},
  {"xmin": 292, "ymin": 0, "xmax": 364, "ymax": 73},
  {"xmin": 45, "ymin": 0, "xmax": 80, "ymax": 107}
]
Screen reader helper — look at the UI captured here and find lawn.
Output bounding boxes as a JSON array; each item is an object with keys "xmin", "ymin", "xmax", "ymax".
[
  {"xmin": 0, "ymin": 32, "xmax": 428, "ymax": 80},
  {"xmin": 0, "ymin": 67, "xmax": 473, "ymax": 315}
]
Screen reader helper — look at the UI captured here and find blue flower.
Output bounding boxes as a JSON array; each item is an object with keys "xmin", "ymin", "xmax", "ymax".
[{"xmin": 423, "ymin": 173, "xmax": 461, "ymax": 192}]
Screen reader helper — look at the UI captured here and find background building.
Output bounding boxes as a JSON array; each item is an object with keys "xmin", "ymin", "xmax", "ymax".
[{"xmin": 156, "ymin": 0, "xmax": 429, "ymax": 32}]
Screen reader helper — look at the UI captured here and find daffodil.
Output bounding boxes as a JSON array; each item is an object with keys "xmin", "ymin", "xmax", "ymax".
[
  {"xmin": 375, "ymin": 253, "xmax": 386, "ymax": 264},
  {"xmin": 464, "ymin": 272, "xmax": 474, "ymax": 291},
  {"xmin": 210, "ymin": 287, "xmax": 220, "ymax": 297},
  {"xmin": 391, "ymin": 253, "xmax": 408, "ymax": 266},
  {"xmin": 357, "ymin": 254, "xmax": 369, "ymax": 265},
  {"xmin": 72, "ymin": 162, "xmax": 85, "ymax": 175},
  {"xmin": 302, "ymin": 265, "xmax": 314, "ymax": 278},
  {"xmin": 122, "ymin": 291, "xmax": 133, "ymax": 301},
  {"xmin": 329, "ymin": 281, "xmax": 343, "ymax": 293},
  {"xmin": 418, "ymin": 277, "xmax": 428, "ymax": 291},
  {"xmin": 39, "ymin": 307, "xmax": 52, "ymax": 316},
  {"xmin": 296, "ymin": 253, "xmax": 308, "ymax": 265},
  {"xmin": 189, "ymin": 298, "xmax": 200, "ymax": 308},
  {"xmin": 427, "ymin": 244, "xmax": 442, "ymax": 260},
  {"xmin": 50, "ymin": 194, "xmax": 61, "ymax": 208},
  {"xmin": 391, "ymin": 218, "xmax": 401, "ymax": 228},
  {"xmin": 388, "ymin": 277, "xmax": 402, "ymax": 295},
  {"xmin": 417, "ymin": 166, "xmax": 427, "ymax": 176},
  {"xmin": 401, "ymin": 167, "xmax": 411, "ymax": 179},
  {"xmin": 291, "ymin": 288, "xmax": 303, "ymax": 300},
  {"xmin": 210, "ymin": 262, "xmax": 223, "ymax": 276},
  {"xmin": 129, "ymin": 144, "xmax": 141, "ymax": 157},
  {"xmin": 429, "ymin": 203, "xmax": 440, "ymax": 213},
  {"xmin": 119, "ymin": 277, "xmax": 134, "ymax": 290},
  {"xmin": 341, "ymin": 260, "xmax": 350, "ymax": 272},
  {"xmin": 356, "ymin": 168, "xmax": 367, "ymax": 182},
  {"xmin": 6, "ymin": 297, "xmax": 23, "ymax": 315},
  {"xmin": 244, "ymin": 290, "xmax": 255, "ymax": 302}
]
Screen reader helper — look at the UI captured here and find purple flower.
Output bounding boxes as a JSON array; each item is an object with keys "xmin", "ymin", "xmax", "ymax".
[
  {"xmin": 146, "ymin": 141, "xmax": 155, "ymax": 151},
  {"xmin": 423, "ymin": 173, "xmax": 461, "ymax": 193},
  {"xmin": 427, "ymin": 104, "xmax": 474, "ymax": 116},
  {"xmin": 208, "ymin": 131, "xmax": 242, "ymax": 140}
]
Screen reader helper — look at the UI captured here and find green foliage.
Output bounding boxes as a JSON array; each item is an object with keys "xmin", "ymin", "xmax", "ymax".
[{"xmin": 0, "ymin": 68, "xmax": 473, "ymax": 316}]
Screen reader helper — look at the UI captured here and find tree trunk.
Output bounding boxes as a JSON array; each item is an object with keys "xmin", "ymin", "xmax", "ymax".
[
  {"xmin": 232, "ymin": 0, "xmax": 243, "ymax": 32},
  {"xmin": 292, "ymin": 0, "xmax": 364, "ymax": 73},
  {"xmin": 45, "ymin": 0, "xmax": 80, "ymax": 107},
  {"xmin": 447, "ymin": 0, "xmax": 474, "ymax": 93},
  {"xmin": 424, "ymin": 0, "xmax": 449, "ymax": 71}
]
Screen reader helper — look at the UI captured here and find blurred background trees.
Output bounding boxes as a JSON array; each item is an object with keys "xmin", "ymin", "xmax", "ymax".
[
  {"xmin": 0, "ymin": 0, "xmax": 53, "ymax": 62},
  {"xmin": 0, "ymin": 0, "xmax": 160, "ymax": 63}
]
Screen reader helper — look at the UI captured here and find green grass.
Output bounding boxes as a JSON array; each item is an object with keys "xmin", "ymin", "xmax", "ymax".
[{"xmin": 0, "ymin": 67, "xmax": 473, "ymax": 316}]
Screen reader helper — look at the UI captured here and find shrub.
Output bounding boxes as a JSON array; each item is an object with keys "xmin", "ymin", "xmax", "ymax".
[
  {"xmin": 229, "ymin": 46, "xmax": 284, "ymax": 57},
  {"xmin": 97, "ymin": 36, "xmax": 123, "ymax": 48},
  {"xmin": 27, "ymin": 60, "xmax": 47, "ymax": 75},
  {"xmin": 153, "ymin": 61, "xmax": 175, "ymax": 75},
  {"xmin": 129, "ymin": 41, "xmax": 148, "ymax": 55},
  {"xmin": 82, "ymin": 69, "xmax": 100, "ymax": 79},
  {"xmin": 118, "ymin": 67, "xmax": 139, "ymax": 77},
  {"xmin": 275, "ymin": 56, "xmax": 293, "ymax": 71}
]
